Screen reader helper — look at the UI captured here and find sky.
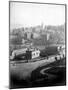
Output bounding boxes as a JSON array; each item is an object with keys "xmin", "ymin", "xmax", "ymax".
[{"xmin": 10, "ymin": 2, "xmax": 65, "ymax": 30}]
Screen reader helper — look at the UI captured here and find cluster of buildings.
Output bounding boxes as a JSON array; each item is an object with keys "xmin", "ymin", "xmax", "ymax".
[
  {"xmin": 10, "ymin": 44, "xmax": 65, "ymax": 61},
  {"xmin": 10, "ymin": 23, "xmax": 54, "ymax": 47},
  {"xmin": 10, "ymin": 24, "xmax": 65, "ymax": 60},
  {"xmin": 10, "ymin": 47, "xmax": 40, "ymax": 60}
]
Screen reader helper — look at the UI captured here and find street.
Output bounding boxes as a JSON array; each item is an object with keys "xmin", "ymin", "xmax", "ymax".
[{"xmin": 10, "ymin": 55, "xmax": 66, "ymax": 89}]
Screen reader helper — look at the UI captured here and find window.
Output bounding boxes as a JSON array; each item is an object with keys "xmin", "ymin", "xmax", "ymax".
[
  {"xmin": 36, "ymin": 52, "xmax": 38, "ymax": 55},
  {"xmin": 33, "ymin": 53, "xmax": 35, "ymax": 56}
]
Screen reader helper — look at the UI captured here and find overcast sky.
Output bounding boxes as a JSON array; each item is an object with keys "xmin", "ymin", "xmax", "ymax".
[{"xmin": 10, "ymin": 2, "xmax": 65, "ymax": 30}]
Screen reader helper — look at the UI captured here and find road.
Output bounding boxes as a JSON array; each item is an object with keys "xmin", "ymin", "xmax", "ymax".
[{"xmin": 10, "ymin": 55, "xmax": 66, "ymax": 89}]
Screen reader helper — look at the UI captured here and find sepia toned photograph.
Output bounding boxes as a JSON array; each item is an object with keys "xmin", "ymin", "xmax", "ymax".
[{"xmin": 9, "ymin": 1, "xmax": 66, "ymax": 89}]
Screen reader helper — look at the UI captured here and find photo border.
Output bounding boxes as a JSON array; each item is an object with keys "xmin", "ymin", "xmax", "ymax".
[{"xmin": 9, "ymin": 1, "xmax": 67, "ymax": 89}]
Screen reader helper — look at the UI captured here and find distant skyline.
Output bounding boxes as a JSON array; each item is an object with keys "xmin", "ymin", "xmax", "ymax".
[{"xmin": 10, "ymin": 2, "xmax": 65, "ymax": 30}]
